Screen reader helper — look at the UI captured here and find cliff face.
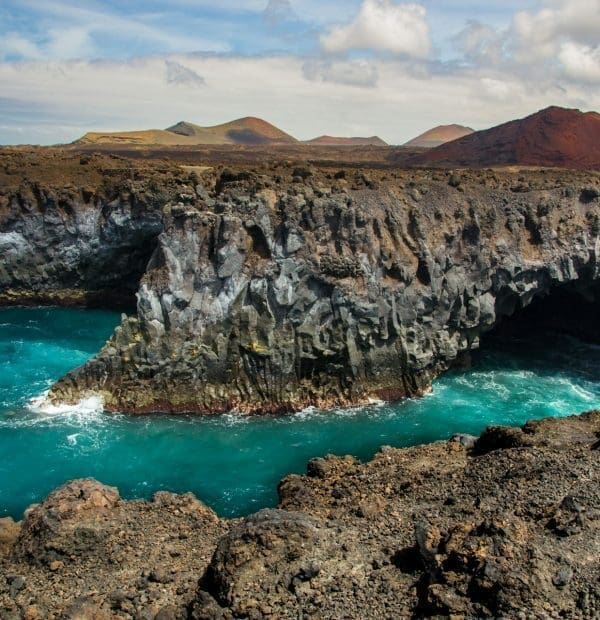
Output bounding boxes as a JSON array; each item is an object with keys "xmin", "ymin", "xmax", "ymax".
[
  {"xmin": 0, "ymin": 170, "xmax": 165, "ymax": 308},
  {"xmin": 35, "ymin": 164, "xmax": 600, "ymax": 414}
]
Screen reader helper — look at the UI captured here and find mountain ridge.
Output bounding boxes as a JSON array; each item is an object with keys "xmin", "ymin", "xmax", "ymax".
[{"xmin": 304, "ymin": 135, "xmax": 388, "ymax": 146}]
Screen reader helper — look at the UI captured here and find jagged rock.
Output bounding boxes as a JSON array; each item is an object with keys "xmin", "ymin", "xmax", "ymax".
[
  {"xmin": 18, "ymin": 164, "xmax": 593, "ymax": 415},
  {"xmin": 196, "ymin": 509, "xmax": 326, "ymax": 617},
  {"xmin": 1, "ymin": 155, "xmax": 599, "ymax": 414},
  {"xmin": 0, "ymin": 412, "xmax": 598, "ymax": 618},
  {"xmin": 0, "ymin": 518, "xmax": 20, "ymax": 557}
]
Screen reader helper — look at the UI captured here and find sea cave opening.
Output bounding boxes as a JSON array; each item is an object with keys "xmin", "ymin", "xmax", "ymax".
[
  {"xmin": 484, "ymin": 278, "xmax": 600, "ymax": 346},
  {"xmin": 466, "ymin": 277, "xmax": 600, "ymax": 401}
]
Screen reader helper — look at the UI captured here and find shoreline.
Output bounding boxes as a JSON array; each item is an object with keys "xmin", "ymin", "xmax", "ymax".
[{"xmin": 1, "ymin": 410, "xmax": 598, "ymax": 618}]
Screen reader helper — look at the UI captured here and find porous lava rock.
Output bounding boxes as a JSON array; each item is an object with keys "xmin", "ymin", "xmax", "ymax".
[{"xmin": 1, "ymin": 412, "xmax": 599, "ymax": 618}]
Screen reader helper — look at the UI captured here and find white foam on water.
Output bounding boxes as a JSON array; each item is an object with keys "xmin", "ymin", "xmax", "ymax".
[
  {"xmin": 221, "ymin": 412, "xmax": 251, "ymax": 426},
  {"xmin": 295, "ymin": 405, "xmax": 318, "ymax": 420},
  {"xmin": 26, "ymin": 391, "xmax": 105, "ymax": 422},
  {"xmin": 567, "ymin": 382, "xmax": 597, "ymax": 402}
]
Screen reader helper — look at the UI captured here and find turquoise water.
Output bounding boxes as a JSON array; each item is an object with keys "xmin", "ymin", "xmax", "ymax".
[{"xmin": 1, "ymin": 307, "xmax": 599, "ymax": 520}]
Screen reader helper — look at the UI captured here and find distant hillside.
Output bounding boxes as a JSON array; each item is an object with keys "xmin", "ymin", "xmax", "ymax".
[
  {"xmin": 166, "ymin": 117, "xmax": 297, "ymax": 145},
  {"xmin": 75, "ymin": 129, "xmax": 198, "ymax": 146},
  {"xmin": 75, "ymin": 117, "xmax": 298, "ymax": 146},
  {"xmin": 405, "ymin": 124, "xmax": 474, "ymax": 148},
  {"xmin": 304, "ymin": 135, "xmax": 388, "ymax": 146},
  {"xmin": 416, "ymin": 106, "xmax": 600, "ymax": 170}
]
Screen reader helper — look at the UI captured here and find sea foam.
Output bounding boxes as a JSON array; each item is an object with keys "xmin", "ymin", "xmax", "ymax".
[{"xmin": 27, "ymin": 391, "xmax": 105, "ymax": 418}]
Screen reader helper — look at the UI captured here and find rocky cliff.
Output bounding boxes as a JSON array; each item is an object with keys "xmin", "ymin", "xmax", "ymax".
[
  {"xmin": 0, "ymin": 152, "xmax": 170, "ymax": 309},
  {"xmin": 2, "ymin": 152, "xmax": 600, "ymax": 414},
  {"xmin": 1, "ymin": 411, "xmax": 599, "ymax": 618},
  {"xmin": 35, "ymin": 161, "xmax": 598, "ymax": 415}
]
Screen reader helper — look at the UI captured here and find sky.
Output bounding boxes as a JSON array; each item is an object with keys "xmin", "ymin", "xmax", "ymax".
[{"xmin": 0, "ymin": 0, "xmax": 599, "ymax": 145}]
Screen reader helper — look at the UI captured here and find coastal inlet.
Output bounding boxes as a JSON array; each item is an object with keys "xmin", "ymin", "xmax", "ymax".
[{"xmin": 1, "ymin": 307, "xmax": 599, "ymax": 520}]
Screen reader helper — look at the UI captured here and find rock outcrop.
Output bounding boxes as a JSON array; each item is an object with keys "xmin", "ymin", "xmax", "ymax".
[
  {"xmin": 44, "ymin": 163, "xmax": 600, "ymax": 414},
  {"xmin": 1, "ymin": 151, "xmax": 599, "ymax": 415},
  {"xmin": 0, "ymin": 153, "xmax": 168, "ymax": 308},
  {"xmin": 1, "ymin": 411, "xmax": 599, "ymax": 618}
]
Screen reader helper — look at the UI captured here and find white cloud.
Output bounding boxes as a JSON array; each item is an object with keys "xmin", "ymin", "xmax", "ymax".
[
  {"xmin": 320, "ymin": 0, "xmax": 430, "ymax": 58},
  {"xmin": 0, "ymin": 33, "xmax": 41, "ymax": 60},
  {"xmin": 303, "ymin": 58, "xmax": 379, "ymax": 87},
  {"xmin": 512, "ymin": 0, "xmax": 600, "ymax": 62},
  {"xmin": 0, "ymin": 0, "xmax": 229, "ymax": 61},
  {"xmin": 165, "ymin": 61, "xmax": 206, "ymax": 87},
  {"xmin": 44, "ymin": 26, "xmax": 94, "ymax": 60},
  {"xmin": 263, "ymin": 0, "xmax": 296, "ymax": 26},
  {"xmin": 479, "ymin": 77, "xmax": 514, "ymax": 101},
  {"xmin": 454, "ymin": 20, "xmax": 505, "ymax": 66},
  {"xmin": 1, "ymin": 53, "xmax": 598, "ymax": 146},
  {"xmin": 559, "ymin": 42, "xmax": 600, "ymax": 82}
]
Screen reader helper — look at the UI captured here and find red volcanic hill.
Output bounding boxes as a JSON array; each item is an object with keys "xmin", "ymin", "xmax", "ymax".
[
  {"xmin": 304, "ymin": 135, "xmax": 388, "ymax": 146},
  {"xmin": 417, "ymin": 106, "xmax": 600, "ymax": 170},
  {"xmin": 166, "ymin": 117, "xmax": 298, "ymax": 145},
  {"xmin": 405, "ymin": 124, "xmax": 473, "ymax": 148}
]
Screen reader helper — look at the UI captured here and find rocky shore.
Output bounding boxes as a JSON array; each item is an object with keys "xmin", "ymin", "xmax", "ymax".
[
  {"xmin": 0, "ymin": 411, "xmax": 598, "ymax": 618},
  {"xmin": 2, "ymin": 150, "xmax": 598, "ymax": 415}
]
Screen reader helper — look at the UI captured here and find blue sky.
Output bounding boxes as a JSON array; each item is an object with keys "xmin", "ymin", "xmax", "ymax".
[
  {"xmin": 0, "ymin": 0, "xmax": 535, "ymax": 60},
  {"xmin": 0, "ymin": 0, "xmax": 598, "ymax": 144}
]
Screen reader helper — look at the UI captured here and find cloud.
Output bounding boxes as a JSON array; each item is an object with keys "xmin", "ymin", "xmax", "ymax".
[
  {"xmin": 165, "ymin": 61, "xmax": 206, "ymax": 87},
  {"xmin": 1, "ymin": 1, "xmax": 600, "ymax": 146},
  {"xmin": 0, "ymin": 0, "xmax": 229, "ymax": 61},
  {"xmin": 559, "ymin": 42, "xmax": 600, "ymax": 82},
  {"xmin": 263, "ymin": 0, "xmax": 296, "ymax": 26},
  {"xmin": 1, "ymin": 53, "xmax": 598, "ymax": 147},
  {"xmin": 479, "ymin": 77, "xmax": 514, "ymax": 101},
  {"xmin": 453, "ymin": 20, "xmax": 505, "ymax": 67},
  {"xmin": 511, "ymin": 0, "xmax": 600, "ymax": 62},
  {"xmin": 320, "ymin": 0, "xmax": 430, "ymax": 58},
  {"xmin": 446, "ymin": 1, "xmax": 600, "ymax": 85},
  {"xmin": 303, "ymin": 58, "xmax": 379, "ymax": 87},
  {"xmin": 0, "ymin": 33, "xmax": 41, "ymax": 60}
]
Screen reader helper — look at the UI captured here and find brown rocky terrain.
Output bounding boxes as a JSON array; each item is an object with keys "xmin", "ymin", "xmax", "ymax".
[
  {"xmin": 0, "ymin": 411, "xmax": 598, "ymax": 618},
  {"xmin": 418, "ymin": 106, "xmax": 600, "ymax": 170},
  {"xmin": 404, "ymin": 124, "xmax": 474, "ymax": 148}
]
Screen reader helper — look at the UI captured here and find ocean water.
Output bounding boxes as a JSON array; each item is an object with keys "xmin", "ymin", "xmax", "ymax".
[{"xmin": 1, "ymin": 307, "xmax": 599, "ymax": 521}]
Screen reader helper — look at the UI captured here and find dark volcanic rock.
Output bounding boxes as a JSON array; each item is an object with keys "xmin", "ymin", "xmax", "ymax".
[
  {"xmin": 0, "ymin": 158, "xmax": 167, "ymax": 309},
  {"xmin": 1, "ymin": 152, "xmax": 599, "ymax": 415},
  {"xmin": 0, "ymin": 412, "xmax": 599, "ymax": 618},
  {"xmin": 43, "ymin": 163, "xmax": 600, "ymax": 415}
]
